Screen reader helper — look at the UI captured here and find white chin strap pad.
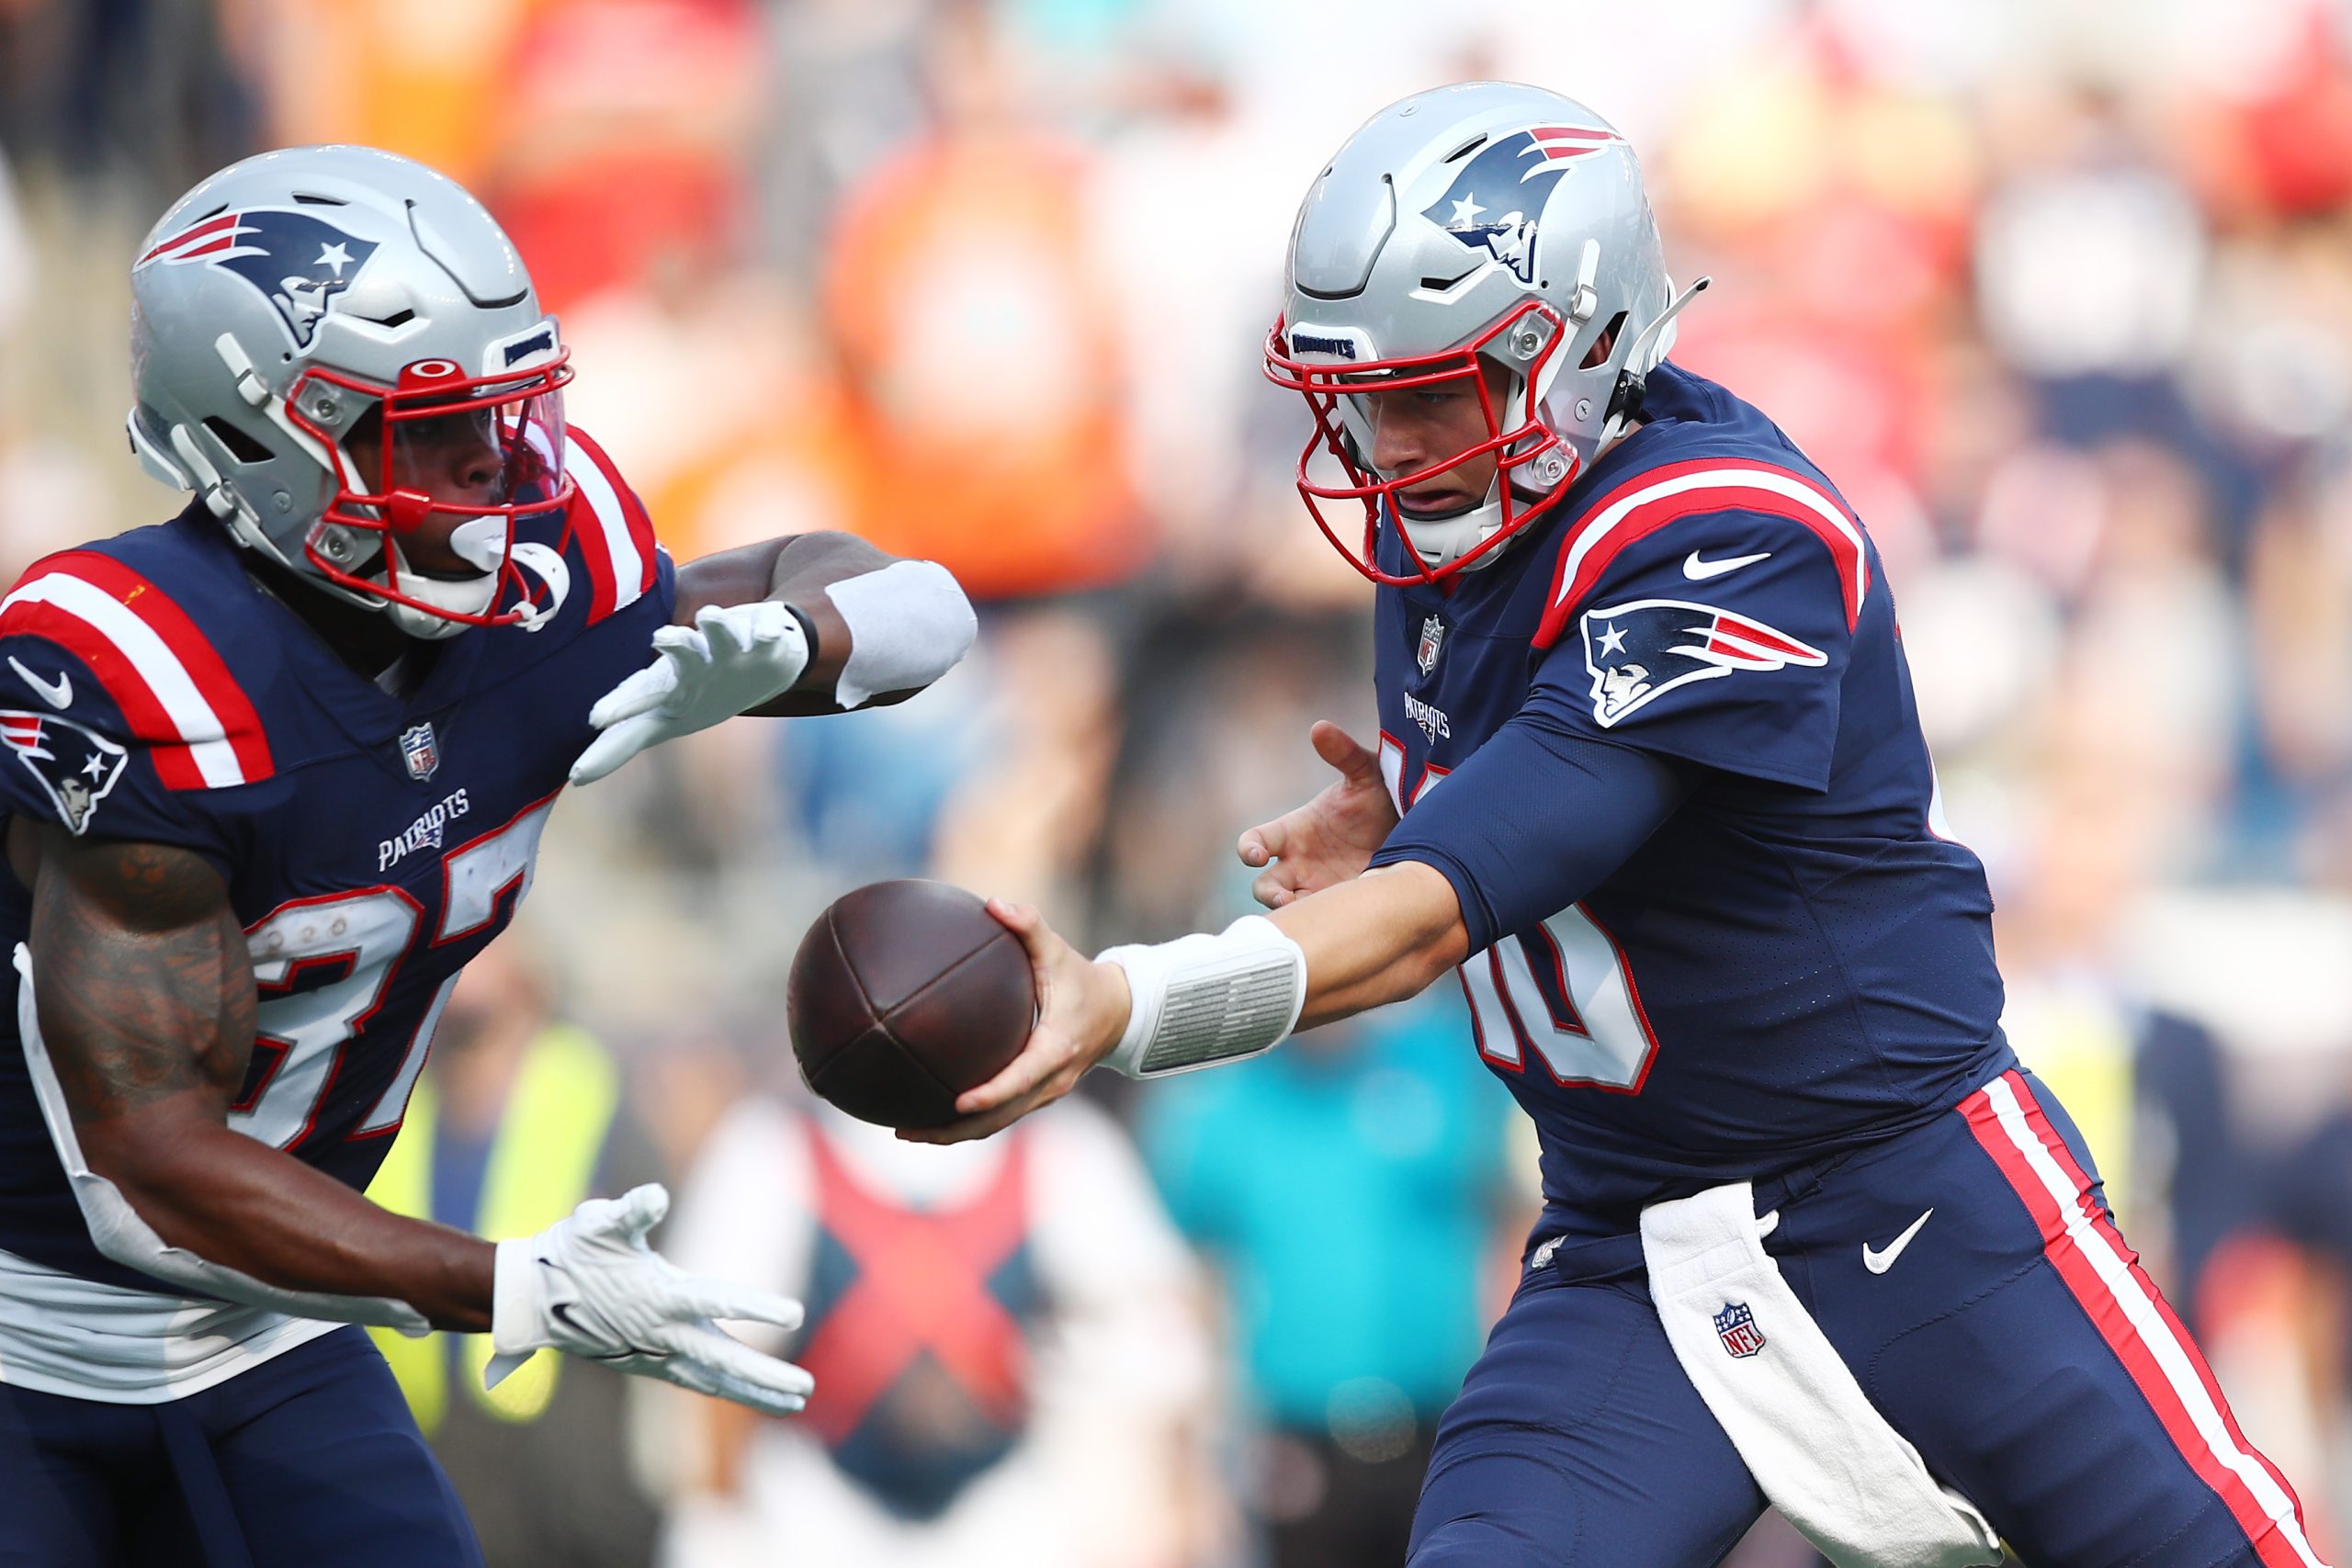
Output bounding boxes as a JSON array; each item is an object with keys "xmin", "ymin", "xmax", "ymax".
[
  {"xmin": 1097, "ymin": 915, "xmax": 1308, "ymax": 1078},
  {"xmin": 1391, "ymin": 480, "xmax": 1507, "ymax": 575},
  {"xmin": 379, "ymin": 530, "xmax": 500, "ymax": 639},
  {"xmin": 823, "ymin": 559, "xmax": 978, "ymax": 708}
]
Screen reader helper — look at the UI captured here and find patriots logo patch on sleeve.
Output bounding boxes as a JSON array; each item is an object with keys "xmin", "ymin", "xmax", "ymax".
[
  {"xmin": 1580, "ymin": 598, "xmax": 1826, "ymax": 728},
  {"xmin": 1, "ymin": 710, "xmax": 128, "ymax": 834}
]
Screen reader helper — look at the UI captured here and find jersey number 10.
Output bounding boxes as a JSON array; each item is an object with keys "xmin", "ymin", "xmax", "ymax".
[{"xmin": 1381, "ymin": 735, "xmax": 1660, "ymax": 1094}]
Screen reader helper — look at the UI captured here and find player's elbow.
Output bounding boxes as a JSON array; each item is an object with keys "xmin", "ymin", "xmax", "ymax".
[{"xmin": 76, "ymin": 1111, "xmax": 228, "ymax": 1253}]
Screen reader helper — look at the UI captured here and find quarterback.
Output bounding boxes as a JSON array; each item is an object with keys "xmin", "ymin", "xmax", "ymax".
[
  {"xmin": 0, "ymin": 146, "xmax": 974, "ymax": 1563},
  {"xmin": 923, "ymin": 84, "xmax": 2323, "ymax": 1567}
]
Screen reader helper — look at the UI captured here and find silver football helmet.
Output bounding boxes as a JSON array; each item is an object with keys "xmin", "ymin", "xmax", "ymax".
[
  {"xmin": 1265, "ymin": 83, "xmax": 1706, "ymax": 584},
  {"xmin": 128, "ymin": 145, "xmax": 573, "ymax": 638}
]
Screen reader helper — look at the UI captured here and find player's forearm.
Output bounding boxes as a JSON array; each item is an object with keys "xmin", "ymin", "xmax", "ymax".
[
  {"xmin": 83, "ymin": 1111, "xmax": 495, "ymax": 1330},
  {"xmin": 1272, "ymin": 861, "xmax": 1469, "ymax": 1031},
  {"xmin": 676, "ymin": 532, "xmax": 974, "ymax": 716}
]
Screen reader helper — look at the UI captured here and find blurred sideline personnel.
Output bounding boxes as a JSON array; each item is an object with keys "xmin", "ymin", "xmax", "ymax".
[
  {"xmin": 0, "ymin": 146, "xmax": 976, "ymax": 1566},
  {"xmin": 921, "ymin": 84, "xmax": 2328, "ymax": 1568},
  {"xmin": 1142, "ymin": 997, "xmax": 1518, "ymax": 1568},
  {"xmin": 364, "ymin": 934, "xmax": 664, "ymax": 1568},
  {"xmin": 653, "ymin": 1095, "xmax": 1211, "ymax": 1568}
]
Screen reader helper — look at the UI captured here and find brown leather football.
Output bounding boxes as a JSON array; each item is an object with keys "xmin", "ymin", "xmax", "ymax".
[{"xmin": 786, "ymin": 880, "xmax": 1036, "ymax": 1129}]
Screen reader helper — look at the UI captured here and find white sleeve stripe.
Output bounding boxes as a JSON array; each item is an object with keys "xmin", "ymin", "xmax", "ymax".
[
  {"xmin": 1556, "ymin": 466, "xmax": 1869, "ymax": 619},
  {"xmin": 0, "ymin": 575, "xmax": 245, "ymax": 787}
]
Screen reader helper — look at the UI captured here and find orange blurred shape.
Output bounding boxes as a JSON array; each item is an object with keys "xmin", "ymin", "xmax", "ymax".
[{"xmin": 822, "ymin": 130, "xmax": 1148, "ymax": 602}]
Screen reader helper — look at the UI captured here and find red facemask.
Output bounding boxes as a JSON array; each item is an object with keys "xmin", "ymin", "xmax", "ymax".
[
  {"xmin": 282, "ymin": 353, "xmax": 577, "ymax": 626},
  {"xmin": 1263, "ymin": 298, "xmax": 1578, "ymax": 587}
]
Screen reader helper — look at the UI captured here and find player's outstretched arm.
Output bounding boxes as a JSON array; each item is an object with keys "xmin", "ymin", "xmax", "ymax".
[
  {"xmin": 570, "ymin": 532, "xmax": 977, "ymax": 784},
  {"xmin": 1237, "ymin": 720, "xmax": 1399, "ymax": 908},
  {"xmin": 16, "ymin": 818, "xmax": 500, "ymax": 1327},
  {"xmin": 12, "ymin": 818, "xmax": 815, "ymax": 1415},
  {"xmin": 903, "ymin": 863, "xmax": 1468, "ymax": 1145}
]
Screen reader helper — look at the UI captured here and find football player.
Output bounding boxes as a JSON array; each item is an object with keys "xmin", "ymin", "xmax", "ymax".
[
  {"xmin": 0, "ymin": 146, "xmax": 975, "ymax": 1565},
  {"xmin": 918, "ymin": 84, "xmax": 2324, "ymax": 1567}
]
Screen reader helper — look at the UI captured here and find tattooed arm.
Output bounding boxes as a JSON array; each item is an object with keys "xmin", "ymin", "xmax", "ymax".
[{"xmin": 7, "ymin": 817, "xmax": 495, "ymax": 1330}]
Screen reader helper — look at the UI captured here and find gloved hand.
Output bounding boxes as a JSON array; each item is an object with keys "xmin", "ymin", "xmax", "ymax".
[
  {"xmin": 570, "ymin": 601, "xmax": 811, "ymax": 784},
  {"xmin": 488, "ymin": 1184, "xmax": 814, "ymax": 1416}
]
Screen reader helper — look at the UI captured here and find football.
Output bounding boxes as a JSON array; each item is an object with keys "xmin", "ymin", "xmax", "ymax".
[{"xmin": 786, "ymin": 879, "xmax": 1037, "ymax": 1129}]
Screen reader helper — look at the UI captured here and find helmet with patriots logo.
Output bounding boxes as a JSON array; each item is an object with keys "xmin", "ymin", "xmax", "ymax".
[
  {"xmin": 1266, "ymin": 82, "xmax": 1705, "ymax": 585},
  {"xmin": 127, "ymin": 145, "xmax": 574, "ymax": 638}
]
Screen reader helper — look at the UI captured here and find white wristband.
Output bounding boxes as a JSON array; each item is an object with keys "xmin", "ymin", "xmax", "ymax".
[
  {"xmin": 1097, "ymin": 915, "xmax": 1307, "ymax": 1078},
  {"xmin": 824, "ymin": 559, "xmax": 978, "ymax": 708}
]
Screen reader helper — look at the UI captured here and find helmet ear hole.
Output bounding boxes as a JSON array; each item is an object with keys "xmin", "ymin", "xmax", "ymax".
[
  {"xmin": 201, "ymin": 417, "xmax": 275, "ymax": 466},
  {"xmin": 1580, "ymin": 312, "xmax": 1628, "ymax": 370}
]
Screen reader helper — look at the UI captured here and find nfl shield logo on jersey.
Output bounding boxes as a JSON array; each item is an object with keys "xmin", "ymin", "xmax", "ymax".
[
  {"xmin": 1417, "ymin": 614, "xmax": 1446, "ymax": 676},
  {"xmin": 1714, "ymin": 1301, "xmax": 1766, "ymax": 1359},
  {"xmin": 399, "ymin": 723, "xmax": 439, "ymax": 782}
]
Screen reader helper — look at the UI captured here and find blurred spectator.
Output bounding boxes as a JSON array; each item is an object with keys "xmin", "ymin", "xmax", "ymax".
[
  {"xmin": 1142, "ymin": 993, "xmax": 1521, "ymax": 1568},
  {"xmin": 819, "ymin": 3, "xmax": 1148, "ymax": 600},
  {"xmin": 486, "ymin": 0, "xmax": 766, "ymax": 318},
  {"xmin": 0, "ymin": 146, "xmax": 27, "ymax": 338},
  {"xmin": 365, "ymin": 933, "xmax": 667, "ymax": 1568},
  {"xmin": 654, "ymin": 1093, "xmax": 1214, "ymax": 1568}
]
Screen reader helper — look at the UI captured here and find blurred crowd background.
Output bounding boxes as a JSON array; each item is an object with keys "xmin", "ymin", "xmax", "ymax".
[{"xmin": 9, "ymin": 0, "xmax": 2352, "ymax": 1562}]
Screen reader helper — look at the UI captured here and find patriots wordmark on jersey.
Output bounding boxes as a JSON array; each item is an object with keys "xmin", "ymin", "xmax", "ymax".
[{"xmin": 0, "ymin": 426, "xmax": 668, "ymax": 1400}]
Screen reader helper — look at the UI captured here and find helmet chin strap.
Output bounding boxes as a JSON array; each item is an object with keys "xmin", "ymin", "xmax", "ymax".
[
  {"xmin": 1394, "ymin": 482, "xmax": 1509, "ymax": 575},
  {"xmin": 378, "ymin": 518, "xmax": 503, "ymax": 639}
]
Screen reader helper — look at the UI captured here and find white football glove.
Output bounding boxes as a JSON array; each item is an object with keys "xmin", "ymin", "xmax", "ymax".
[
  {"xmin": 488, "ymin": 1183, "xmax": 815, "ymax": 1416},
  {"xmin": 570, "ymin": 601, "xmax": 811, "ymax": 785}
]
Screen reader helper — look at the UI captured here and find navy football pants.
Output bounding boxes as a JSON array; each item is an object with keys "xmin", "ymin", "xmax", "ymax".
[
  {"xmin": 1409, "ymin": 1069, "xmax": 2324, "ymax": 1568},
  {"xmin": 0, "ymin": 1325, "xmax": 482, "ymax": 1568}
]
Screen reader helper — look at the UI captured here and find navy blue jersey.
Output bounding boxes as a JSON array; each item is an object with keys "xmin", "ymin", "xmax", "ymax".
[
  {"xmin": 0, "ymin": 429, "xmax": 673, "ymax": 1292},
  {"xmin": 1367, "ymin": 365, "xmax": 2012, "ymax": 1239}
]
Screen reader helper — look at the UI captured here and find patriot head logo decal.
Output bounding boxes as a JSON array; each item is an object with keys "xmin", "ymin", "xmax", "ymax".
[
  {"xmin": 1580, "ymin": 598, "xmax": 1826, "ymax": 728},
  {"xmin": 2, "ymin": 710, "xmax": 128, "ymax": 835},
  {"xmin": 1421, "ymin": 125, "xmax": 1621, "ymax": 286},
  {"xmin": 137, "ymin": 209, "xmax": 381, "ymax": 349}
]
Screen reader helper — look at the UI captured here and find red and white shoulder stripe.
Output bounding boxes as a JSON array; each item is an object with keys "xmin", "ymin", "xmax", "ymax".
[
  {"xmin": 0, "ymin": 551, "xmax": 274, "ymax": 790},
  {"xmin": 560, "ymin": 427, "xmax": 662, "ymax": 626},
  {"xmin": 1532, "ymin": 457, "xmax": 1871, "ymax": 651}
]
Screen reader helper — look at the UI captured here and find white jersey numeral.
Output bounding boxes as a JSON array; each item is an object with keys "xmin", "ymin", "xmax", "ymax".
[
  {"xmin": 1380, "ymin": 731, "xmax": 1659, "ymax": 1093},
  {"xmin": 235, "ymin": 890, "xmax": 422, "ymax": 1149},
  {"xmin": 232, "ymin": 795, "xmax": 555, "ymax": 1151}
]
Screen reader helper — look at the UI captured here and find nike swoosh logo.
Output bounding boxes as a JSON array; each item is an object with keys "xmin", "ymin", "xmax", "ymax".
[
  {"xmin": 1683, "ymin": 549, "xmax": 1771, "ymax": 581},
  {"xmin": 1862, "ymin": 1208, "xmax": 1934, "ymax": 1274},
  {"xmin": 7, "ymin": 657, "xmax": 71, "ymax": 710}
]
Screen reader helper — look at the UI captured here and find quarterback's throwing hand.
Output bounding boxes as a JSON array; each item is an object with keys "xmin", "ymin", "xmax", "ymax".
[
  {"xmin": 1238, "ymin": 721, "xmax": 1401, "ymax": 908},
  {"xmin": 570, "ymin": 602, "xmax": 811, "ymax": 784},
  {"xmin": 489, "ymin": 1184, "xmax": 814, "ymax": 1416},
  {"xmin": 898, "ymin": 898, "xmax": 1130, "ymax": 1145}
]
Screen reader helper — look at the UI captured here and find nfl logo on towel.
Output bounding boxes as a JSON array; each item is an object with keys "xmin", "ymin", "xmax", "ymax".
[
  {"xmin": 1714, "ymin": 1301, "xmax": 1766, "ymax": 1359},
  {"xmin": 399, "ymin": 723, "xmax": 439, "ymax": 782}
]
